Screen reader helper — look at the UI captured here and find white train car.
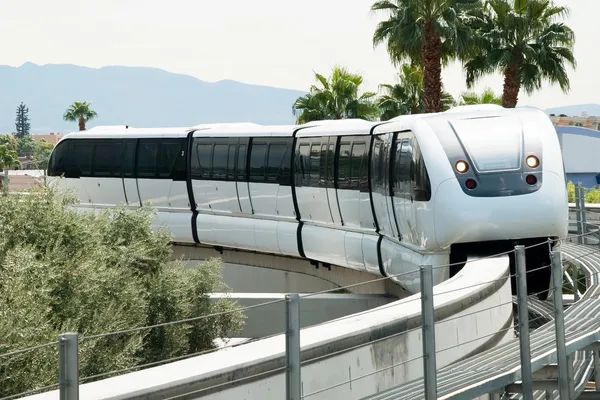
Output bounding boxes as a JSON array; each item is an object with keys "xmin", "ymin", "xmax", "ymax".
[{"xmin": 47, "ymin": 106, "xmax": 568, "ymax": 297}]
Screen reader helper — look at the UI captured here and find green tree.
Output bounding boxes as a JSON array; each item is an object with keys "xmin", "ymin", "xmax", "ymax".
[
  {"xmin": 377, "ymin": 63, "xmax": 457, "ymax": 120},
  {"xmin": 371, "ymin": 0, "xmax": 482, "ymax": 113},
  {"xmin": 0, "ymin": 145, "xmax": 20, "ymax": 172},
  {"xmin": 32, "ymin": 140, "xmax": 54, "ymax": 180},
  {"xmin": 14, "ymin": 103, "xmax": 31, "ymax": 139},
  {"xmin": 458, "ymin": 87, "xmax": 502, "ymax": 105},
  {"xmin": 464, "ymin": 0, "xmax": 576, "ymax": 108},
  {"xmin": 16, "ymin": 135, "xmax": 36, "ymax": 158},
  {"xmin": 0, "ymin": 187, "xmax": 244, "ymax": 397},
  {"xmin": 292, "ymin": 66, "xmax": 379, "ymax": 123},
  {"xmin": 63, "ymin": 101, "xmax": 98, "ymax": 131}
]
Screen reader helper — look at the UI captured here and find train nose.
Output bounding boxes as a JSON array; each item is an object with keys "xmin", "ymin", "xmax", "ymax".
[{"xmin": 433, "ymin": 171, "xmax": 568, "ymax": 249}]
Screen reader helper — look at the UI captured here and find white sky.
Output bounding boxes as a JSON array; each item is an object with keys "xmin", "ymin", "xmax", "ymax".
[{"xmin": 1, "ymin": 0, "xmax": 596, "ymax": 109}]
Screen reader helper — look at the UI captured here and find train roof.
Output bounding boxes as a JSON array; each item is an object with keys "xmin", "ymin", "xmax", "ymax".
[{"xmin": 58, "ymin": 106, "xmax": 551, "ymax": 142}]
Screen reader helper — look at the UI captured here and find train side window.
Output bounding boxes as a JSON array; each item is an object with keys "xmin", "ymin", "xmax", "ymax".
[
  {"xmin": 191, "ymin": 139, "xmax": 212, "ymax": 180},
  {"xmin": 337, "ymin": 142, "xmax": 351, "ymax": 189},
  {"xmin": 350, "ymin": 142, "xmax": 368, "ymax": 191},
  {"xmin": 158, "ymin": 141, "xmax": 185, "ymax": 180},
  {"xmin": 267, "ymin": 143, "xmax": 288, "ymax": 184},
  {"xmin": 137, "ymin": 141, "xmax": 158, "ymax": 178},
  {"xmin": 296, "ymin": 143, "xmax": 310, "ymax": 186},
  {"xmin": 93, "ymin": 141, "xmax": 122, "ymax": 177},
  {"xmin": 326, "ymin": 142, "xmax": 335, "ymax": 188},
  {"xmin": 122, "ymin": 140, "xmax": 136, "ymax": 178},
  {"xmin": 47, "ymin": 140, "xmax": 71, "ymax": 177},
  {"xmin": 250, "ymin": 142, "xmax": 267, "ymax": 182},
  {"xmin": 319, "ymin": 144, "xmax": 328, "ymax": 186},
  {"xmin": 212, "ymin": 144, "xmax": 228, "ymax": 180},
  {"xmin": 72, "ymin": 142, "xmax": 94, "ymax": 177},
  {"xmin": 237, "ymin": 144, "xmax": 247, "ymax": 181},
  {"xmin": 412, "ymin": 140, "xmax": 432, "ymax": 201},
  {"xmin": 371, "ymin": 138, "xmax": 384, "ymax": 189},
  {"xmin": 309, "ymin": 143, "xmax": 321, "ymax": 185},
  {"xmin": 227, "ymin": 144, "xmax": 236, "ymax": 181}
]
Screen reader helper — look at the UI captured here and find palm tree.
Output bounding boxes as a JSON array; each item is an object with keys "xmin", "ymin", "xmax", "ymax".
[
  {"xmin": 377, "ymin": 63, "xmax": 424, "ymax": 120},
  {"xmin": 464, "ymin": 0, "xmax": 576, "ymax": 108},
  {"xmin": 377, "ymin": 63, "xmax": 457, "ymax": 120},
  {"xmin": 458, "ymin": 87, "xmax": 502, "ymax": 105},
  {"xmin": 292, "ymin": 66, "xmax": 380, "ymax": 123},
  {"xmin": 63, "ymin": 101, "xmax": 98, "ymax": 131},
  {"xmin": 371, "ymin": 0, "xmax": 482, "ymax": 113}
]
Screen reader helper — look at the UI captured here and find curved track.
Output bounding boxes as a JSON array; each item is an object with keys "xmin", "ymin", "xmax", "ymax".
[{"xmin": 362, "ymin": 241, "xmax": 600, "ymax": 400}]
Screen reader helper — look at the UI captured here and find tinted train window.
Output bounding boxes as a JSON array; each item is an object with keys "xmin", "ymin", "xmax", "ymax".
[
  {"xmin": 72, "ymin": 142, "xmax": 94, "ymax": 177},
  {"xmin": 47, "ymin": 140, "xmax": 71, "ymax": 177},
  {"xmin": 123, "ymin": 141, "xmax": 136, "ymax": 178},
  {"xmin": 159, "ymin": 141, "xmax": 186, "ymax": 180},
  {"xmin": 137, "ymin": 142, "xmax": 157, "ymax": 178},
  {"xmin": 309, "ymin": 143, "xmax": 321, "ymax": 184},
  {"xmin": 326, "ymin": 143, "xmax": 335, "ymax": 187},
  {"xmin": 392, "ymin": 132, "xmax": 431, "ymax": 202},
  {"xmin": 212, "ymin": 144, "xmax": 228, "ymax": 180},
  {"xmin": 267, "ymin": 143, "xmax": 289, "ymax": 184},
  {"xmin": 237, "ymin": 144, "xmax": 247, "ymax": 181},
  {"xmin": 351, "ymin": 142, "xmax": 368, "ymax": 191},
  {"xmin": 337, "ymin": 143, "xmax": 351, "ymax": 189},
  {"xmin": 296, "ymin": 143, "xmax": 310, "ymax": 185},
  {"xmin": 227, "ymin": 145, "xmax": 236, "ymax": 180},
  {"xmin": 250, "ymin": 143, "xmax": 266, "ymax": 181},
  {"xmin": 191, "ymin": 140, "xmax": 212, "ymax": 179},
  {"xmin": 93, "ymin": 142, "xmax": 122, "ymax": 177}
]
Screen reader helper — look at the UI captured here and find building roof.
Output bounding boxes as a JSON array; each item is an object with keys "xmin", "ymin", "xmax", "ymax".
[{"xmin": 555, "ymin": 125, "xmax": 600, "ymax": 139}]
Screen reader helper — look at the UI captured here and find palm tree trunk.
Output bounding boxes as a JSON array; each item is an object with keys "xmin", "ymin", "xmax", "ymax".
[
  {"xmin": 502, "ymin": 64, "xmax": 521, "ymax": 108},
  {"xmin": 78, "ymin": 116, "xmax": 86, "ymax": 131},
  {"xmin": 422, "ymin": 20, "xmax": 443, "ymax": 113}
]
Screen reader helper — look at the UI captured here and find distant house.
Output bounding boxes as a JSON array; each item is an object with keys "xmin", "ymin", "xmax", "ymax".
[
  {"xmin": 555, "ymin": 125, "xmax": 600, "ymax": 188},
  {"xmin": 32, "ymin": 133, "xmax": 64, "ymax": 144}
]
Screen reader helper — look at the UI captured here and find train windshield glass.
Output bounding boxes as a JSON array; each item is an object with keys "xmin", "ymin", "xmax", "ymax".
[{"xmin": 450, "ymin": 117, "xmax": 522, "ymax": 172}]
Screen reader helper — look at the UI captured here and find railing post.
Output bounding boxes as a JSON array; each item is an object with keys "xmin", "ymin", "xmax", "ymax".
[
  {"xmin": 420, "ymin": 265, "xmax": 437, "ymax": 400},
  {"xmin": 551, "ymin": 251, "xmax": 571, "ymax": 399},
  {"xmin": 285, "ymin": 293, "xmax": 301, "ymax": 400},
  {"xmin": 58, "ymin": 332, "xmax": 79, "ymax": 400},
  {"xmin": 575, "ymin": 184, "xmax": 583, "ymax": 244},
  {"xmin": 580, "ymin": 185, "xmax": 588, "ymax": 244},
  {"xmin": 594, "ymin": 350, "xmax": 600, "ymax": 391},
  {"xmin": 515, "ymin": 245, "xmax": 533, "ymax": 400}
]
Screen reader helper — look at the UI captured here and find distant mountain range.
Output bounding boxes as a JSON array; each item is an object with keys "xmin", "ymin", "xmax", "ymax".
[
  {"xmin": 0, "ymin": 62, "xmax": 306, "ymax": 134},
  {"xmin": 0, "ymin": 62, "xmax": 596, "ymax": 134}
]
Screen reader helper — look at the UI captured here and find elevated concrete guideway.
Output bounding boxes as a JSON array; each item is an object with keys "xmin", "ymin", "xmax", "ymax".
[{"xmin": 209, "ymin": 293, "xmax": 395, "ymax": 338}]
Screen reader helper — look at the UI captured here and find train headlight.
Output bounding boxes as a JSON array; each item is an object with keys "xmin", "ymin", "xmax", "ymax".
[
  {"xmin": 455, "ymin": 160, "xmax": 469, "ymax": 173},
  {"xmin": 526, "ymin": 155, "xmax": 539, "ymax": 168}
]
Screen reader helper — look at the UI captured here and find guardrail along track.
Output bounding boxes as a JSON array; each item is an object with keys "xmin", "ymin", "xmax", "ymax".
[{"xmin": 361, "ymin": 241, "xmax": 600, "ymax": 400}]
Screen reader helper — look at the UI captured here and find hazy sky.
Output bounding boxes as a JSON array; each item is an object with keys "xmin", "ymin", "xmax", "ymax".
[{"xmin": 1, "ymin": 0, "xmax": 596, "ymax": 110}]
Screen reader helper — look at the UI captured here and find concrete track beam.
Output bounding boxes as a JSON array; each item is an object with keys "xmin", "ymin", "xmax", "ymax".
[
  {"xmin": 172, "ymin": 244, "xmax": 409, "ymax": 297},
  {"xmin": 210, "ymin": 293, "xmax": 395, "ymax": 338}
]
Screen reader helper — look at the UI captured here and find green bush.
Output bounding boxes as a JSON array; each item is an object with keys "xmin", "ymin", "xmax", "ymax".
[
  {"xmin": 567, "ymin": 181, "xmax": 600, "ymax": 204},
  {"xmin": 0, "ymin": 186, "xmax": 244, "ymax": 397}
]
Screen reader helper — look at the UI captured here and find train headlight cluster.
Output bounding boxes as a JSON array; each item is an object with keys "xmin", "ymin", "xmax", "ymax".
[
  {"xmin": 526, "ymin": 155, "xmax": 539, "ymax": 168},
  {"xmin": 455, "ymin": 160, "xmax": 469, "ymax": 173}
]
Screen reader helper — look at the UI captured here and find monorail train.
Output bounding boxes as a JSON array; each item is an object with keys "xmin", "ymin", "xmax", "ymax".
[{"xmin": 47, "ymin": 105, "xmax": 568, "ymax": 297}]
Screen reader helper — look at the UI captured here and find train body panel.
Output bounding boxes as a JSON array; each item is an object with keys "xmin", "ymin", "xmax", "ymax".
[{"xmin": 46, "ymin": 107, "xmax": 568, "ymax": 296}]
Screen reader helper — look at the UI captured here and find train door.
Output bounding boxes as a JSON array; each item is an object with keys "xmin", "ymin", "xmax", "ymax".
[
  {"xmin": 122, "ymin": 139, "xmax": 140, "ymax": 206},
  {"xmin": 236, "ymin": 138, "xmax": 252, "ymax": 214},
  {"xmin": 325, "ymin": 137, "xmax": 342, "ymax": 224},
  {"xmin": 370, "ymin": 133, "xmax": 396, "ymax": 237},
  {"xmin": 391, "ymin": 132, "xmax": 412, "ymax": 242}
]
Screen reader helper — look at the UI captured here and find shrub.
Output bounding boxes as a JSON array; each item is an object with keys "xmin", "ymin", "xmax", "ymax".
[{"xmin": 0, "ymin": 186, "xmax": 244, "ymax": 397}]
